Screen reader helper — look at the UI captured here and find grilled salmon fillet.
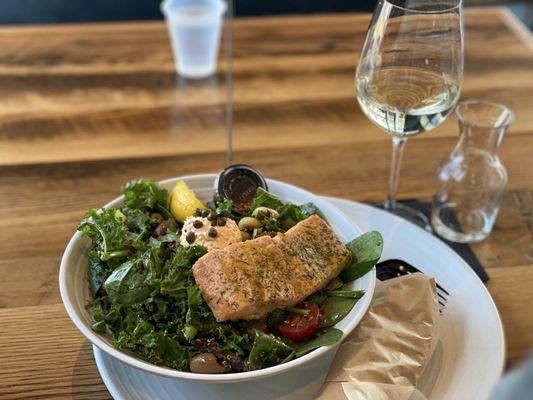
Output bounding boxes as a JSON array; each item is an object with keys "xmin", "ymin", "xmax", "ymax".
[{"xmin": 192, "ymin": 215, "xmax": 351, "ymax": 321}]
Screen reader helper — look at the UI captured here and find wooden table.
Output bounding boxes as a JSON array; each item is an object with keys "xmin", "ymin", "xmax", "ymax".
[{"xmin": 0, "ymin": 7, "xmax": 531, "ymax": 399}]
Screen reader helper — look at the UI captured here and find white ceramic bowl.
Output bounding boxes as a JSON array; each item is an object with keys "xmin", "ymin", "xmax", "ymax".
[{"xmin": 60, "ymin": 174, "xmax": 376, "ymax": 400}]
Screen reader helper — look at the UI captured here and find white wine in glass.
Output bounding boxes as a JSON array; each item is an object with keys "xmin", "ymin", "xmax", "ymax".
[{"xmin": 356, "ymin": 0, "xmax": 464, "ymax": 229}]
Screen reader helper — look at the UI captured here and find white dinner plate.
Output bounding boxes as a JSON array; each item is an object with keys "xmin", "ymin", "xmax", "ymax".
[{"xmin": 93, "ymin": 196, "xmax": 504, "ymax": 400}]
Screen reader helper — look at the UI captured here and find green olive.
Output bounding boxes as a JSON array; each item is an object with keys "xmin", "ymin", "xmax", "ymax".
[
  {"xmin": 238, "ymin": 217, "xmax": 262, "ymax": 230},
  {"xmin": 189, "ymin": 353, "xmax": 228, "ymax": 374},
  {"xmin": 252, "ymin": 207, "xmax": 279, "ymax": 219}
]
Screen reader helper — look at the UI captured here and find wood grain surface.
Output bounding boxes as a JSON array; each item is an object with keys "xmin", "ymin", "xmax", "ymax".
[{"xmin": 0, "ymin": 7, "xmax": 532, "ymax": 400}]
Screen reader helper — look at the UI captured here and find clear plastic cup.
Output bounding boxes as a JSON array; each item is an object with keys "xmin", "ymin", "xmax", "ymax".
[{"xmin": 161, "ymin": 0, "xmax": 227, "ymax": 79}]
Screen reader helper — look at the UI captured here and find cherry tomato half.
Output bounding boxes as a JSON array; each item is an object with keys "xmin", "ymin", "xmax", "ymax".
[{"xmin": 278, "ymin": 303, "xmax": 321, "ymax": 341}]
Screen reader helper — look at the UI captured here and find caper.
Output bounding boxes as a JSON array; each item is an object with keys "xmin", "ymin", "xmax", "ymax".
[
  {"xmin": 207, "ymin": 211, "xmax": 218, "ymax": 221},
  {"xmin": 208, "ymin": 227, "xmax": 218, "ymax": 238},
  {"xmin": 201, "ymin": 209, "xmax": 210, "ymax": 218},
  {"xmin": 217, "ymin": 217, "xmax": 227, "ymax": 227},
  {"xmin": 193, "ymin": 219, "xmax": 204, "ymax": 229},
  {"xmin": 186, "ymin": 231, "xmax": 196, "ymax": 244},
  {"xmin": 194, "ymin": 208, "xmax": 203, "ymax": 217}
]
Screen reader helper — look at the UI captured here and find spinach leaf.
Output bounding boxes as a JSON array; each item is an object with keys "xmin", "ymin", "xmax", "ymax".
[
  {"xmin": 340, "ymin": 231, "xmax": 383, "ymax": 283},
  {"xmin": 281, "ymin": 351, "xmax": 296, "ymax": 364},
  {"xmin": 139, "ymin": 245, "xmax": 169, "ymax": 280},
  {"xmin": 294, "ymin": 328, "xmax": 343, "ymax": 357},
  {"xmin": 88, "ymin": 257, "xmax": 108, "ymax": 297},
  {"xmin": 249, "ymin": 330, "xmax": 294, "ymax": 369},
  {"xmin": 320, "ymin": 295, "xmax": 361, "ymax": 328},
  {"xmin": 250, "ymin": 188, "xmax": 284, "ymax": 212},
  {"xmin": 104, "ymin": 260, "xmax": 153, "ymax": 306}
]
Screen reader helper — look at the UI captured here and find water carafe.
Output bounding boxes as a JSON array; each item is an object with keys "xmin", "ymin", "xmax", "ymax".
[{"xmin": 431, "ymin": 100, "xmax": 514, "ymax": 242}]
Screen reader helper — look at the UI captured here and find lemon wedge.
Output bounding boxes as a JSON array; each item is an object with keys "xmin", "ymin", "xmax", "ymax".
[{"xmin": 169, "ymin": 180, "xmax": 206, "ymax": 223}]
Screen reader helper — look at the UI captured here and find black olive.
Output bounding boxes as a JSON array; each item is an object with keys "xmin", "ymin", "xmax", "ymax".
[
  {"xmin": 193, "ymin": 219, "xmax": 204, "ymax": 229},
  {"xmin": 186, "ymin": 232, "xmax": 196, "ymax": 244},
  {"xmin": 153, "ymin": 220, "xmax": 175, "ymax": 237},
  {"xmin": 208, "ymin": 227, "xmax": 218, "ymax": 238}
]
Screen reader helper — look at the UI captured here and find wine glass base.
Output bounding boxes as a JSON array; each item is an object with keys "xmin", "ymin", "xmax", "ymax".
[{"xmin": 384, "ymin": 202, "xmax": 433, "ymax": 233}]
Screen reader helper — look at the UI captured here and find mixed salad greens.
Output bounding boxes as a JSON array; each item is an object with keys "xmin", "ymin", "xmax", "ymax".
[{"xmin": 79, "ymin": 178, "xmax": 383, "ymax": 373}]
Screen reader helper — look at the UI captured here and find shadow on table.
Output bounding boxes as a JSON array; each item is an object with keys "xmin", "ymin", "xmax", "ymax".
[{"xmin": 71, "ymin": 340, "xmax": 112, "ymax": 400}]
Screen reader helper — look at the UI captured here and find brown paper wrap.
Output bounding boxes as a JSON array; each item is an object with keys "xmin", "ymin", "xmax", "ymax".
[{"xmin": 316, "ymin": 273, "xmax": 440, "ymax": 400}]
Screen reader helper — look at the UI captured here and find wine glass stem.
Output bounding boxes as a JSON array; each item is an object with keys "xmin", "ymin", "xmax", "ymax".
[{"xmin": 385, "ymin": 136, "xmax": 407, "ymax": 211}]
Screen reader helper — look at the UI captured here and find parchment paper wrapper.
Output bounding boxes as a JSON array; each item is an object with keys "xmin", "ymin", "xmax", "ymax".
[{"xmin": 316, "ymin": 273, "xmax": 440, "ymax": 400}]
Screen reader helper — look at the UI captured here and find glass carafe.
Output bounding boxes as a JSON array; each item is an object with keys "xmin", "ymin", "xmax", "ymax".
[{"xmin": 431, "ymin": 100, "xmax": 514, "ymax": 242}]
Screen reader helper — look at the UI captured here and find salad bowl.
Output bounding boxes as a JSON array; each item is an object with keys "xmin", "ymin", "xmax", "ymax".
[{"xmin": 60, "ymin": 174, "xmax": 376, "ymax": 400}]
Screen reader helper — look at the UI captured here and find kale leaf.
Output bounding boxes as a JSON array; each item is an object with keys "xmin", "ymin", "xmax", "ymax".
[
  {"xmin": 122, "ymin": 178, "xmax": 171, "ymax": 218},
  {"xmin": 78, "ymin": 208, "xmax": 134, "ymax": 261},
  {"xmin": 160, "ymin": 245, "xmax": 207, "ymax": 296}
]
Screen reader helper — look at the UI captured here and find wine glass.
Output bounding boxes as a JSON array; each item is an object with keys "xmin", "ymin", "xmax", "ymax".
[{"xmin": 355, "ymin": 0, "xmax": 463, "ymax": 230}]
